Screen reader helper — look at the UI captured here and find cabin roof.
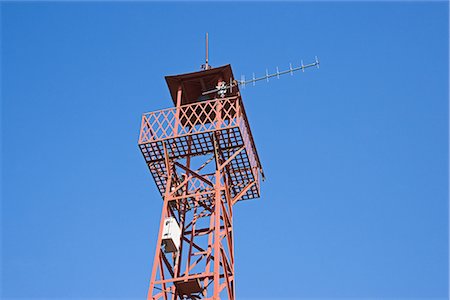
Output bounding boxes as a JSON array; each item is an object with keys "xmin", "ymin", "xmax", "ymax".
[{"xmin": 165, "ymin": 64, "xmax": 239, "ymax": 106}]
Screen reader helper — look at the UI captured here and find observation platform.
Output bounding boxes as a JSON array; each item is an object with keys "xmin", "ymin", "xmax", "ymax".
[{"xmin": 138, "ymin": 96, "xmax": 262, "ymax": 203}]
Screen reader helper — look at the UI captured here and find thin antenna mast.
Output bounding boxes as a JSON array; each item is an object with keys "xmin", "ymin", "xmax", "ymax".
[
  {"xmin": 205, "ymin": 33, "xmax": 209, "ymax": 69},
  {"xmin": 202, "ymin": 33, "xmax": 211, "ymax": 70}
]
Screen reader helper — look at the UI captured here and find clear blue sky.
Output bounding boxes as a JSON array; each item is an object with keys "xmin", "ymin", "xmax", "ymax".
[{"xmin": 1, "ymin": 2, "xmax": 448, "ymax": 299}]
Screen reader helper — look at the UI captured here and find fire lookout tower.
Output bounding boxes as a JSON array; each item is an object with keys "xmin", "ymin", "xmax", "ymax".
[
  {"xmin": 139, "ymin": 61, "xmax": 263, "ymax": 299},
  {"xmin": 138, "ymin": 34, "xmax": 318, "ymax": 299}
]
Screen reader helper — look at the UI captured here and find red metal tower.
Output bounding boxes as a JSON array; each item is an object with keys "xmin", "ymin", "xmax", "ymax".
[
  {"xmin": 138, "ymin": 34, "xmax": 319, "ymax": 299},
  {"xmin": 138, "ymin": 62, "xmax": 263, "ymax": 299}
]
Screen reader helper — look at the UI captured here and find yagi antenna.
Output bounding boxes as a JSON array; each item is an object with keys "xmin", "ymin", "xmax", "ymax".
[
  {"xmin": 202, "ymin": 57, "xmax": 320, "ymax": 97},
  {"xmin": 241, "ymin": 57, "xmax": 320, "ymax": 87}
]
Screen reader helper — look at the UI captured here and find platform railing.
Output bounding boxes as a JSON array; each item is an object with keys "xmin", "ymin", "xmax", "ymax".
[
  {"xmin": 237, "ymin": 111, "xmax": 258, "ymax": 176},
  {"xmin": 139, "ymin": 97, "xmax": 240, "ymax": 144},
  {"xmin": 139, "ymin": 96, "xmax": 260, "ymax": 173}
]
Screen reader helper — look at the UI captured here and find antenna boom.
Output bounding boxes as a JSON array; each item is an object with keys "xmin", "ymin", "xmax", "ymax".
[
  {"xmin": 239, "ymin": 58, "xmax": 319, "ymax": 86},
  {"xmin": 201, "ymin": 57, "xmax": 320, "ymax": 97}
]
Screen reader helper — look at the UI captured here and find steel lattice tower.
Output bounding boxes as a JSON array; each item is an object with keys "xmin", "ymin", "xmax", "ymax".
[{"xmin": 138, "ymin": 63, "xmax": 264, "ymax": 299}]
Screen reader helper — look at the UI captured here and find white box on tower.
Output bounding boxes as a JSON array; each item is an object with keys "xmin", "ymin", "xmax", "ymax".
[{"xmin": 161, "ymin": 217, "xmax": 181, "ymax": 253}]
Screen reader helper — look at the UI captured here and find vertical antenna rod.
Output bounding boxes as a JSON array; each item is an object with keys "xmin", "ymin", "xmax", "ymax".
[
  {"xmin": 201, "ymin": 33, "xmax": 211, "ymax": 70},
  {"xmin": 205, "ymin": 33, "xmax": 209, "ymax": 70}
]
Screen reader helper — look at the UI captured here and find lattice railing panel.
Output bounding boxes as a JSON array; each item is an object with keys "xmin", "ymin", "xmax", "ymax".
[
  {"xmin": 139, "ymin": 108, "xmax": 176, "ymax": 142},
  {"xmin": 139, "ymin": 98, "xmax": 240, "ymax": 144}
]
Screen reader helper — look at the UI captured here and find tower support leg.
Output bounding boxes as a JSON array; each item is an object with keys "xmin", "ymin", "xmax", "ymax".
[{"xmin": 146, "ymin": 140, "xmax": 237, "ymax": 300}]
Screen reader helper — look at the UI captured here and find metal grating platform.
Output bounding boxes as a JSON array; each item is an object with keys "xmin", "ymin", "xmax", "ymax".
[{"xmin": 139, "ymin": 127, "xmax": 259, "ymax": 203}]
